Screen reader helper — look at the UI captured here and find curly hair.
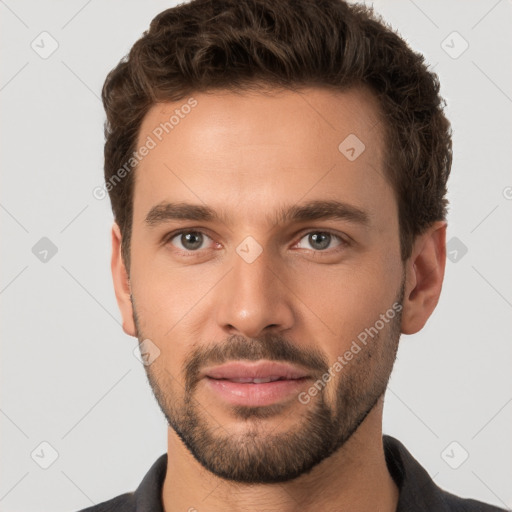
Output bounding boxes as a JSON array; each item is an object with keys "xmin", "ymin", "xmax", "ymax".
[{"xmin": 102, "ymin": 0, "xmax": 452, "ymax": 272}]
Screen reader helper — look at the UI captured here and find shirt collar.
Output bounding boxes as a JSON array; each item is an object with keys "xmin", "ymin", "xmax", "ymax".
[
  {"xmin": 132, "ymin": 435, "xmax": 455, "ymax": 511},
  {"xmin": 383, "ymin": 434, "xmax": 452, "ymax": 511},
  {"xmin": 133, "ymin": 452, "xmax": 166, "ymax": 512}
]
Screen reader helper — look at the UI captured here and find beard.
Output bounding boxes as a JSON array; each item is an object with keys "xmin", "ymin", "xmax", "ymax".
[{"xmin": 132, "ymin": 282, "xmax": 404, "ymax": 484}]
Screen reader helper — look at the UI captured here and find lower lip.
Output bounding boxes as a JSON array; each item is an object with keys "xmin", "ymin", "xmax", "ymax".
[{"xmin": 204, "ymin": 377, "xmax": 310, "ymax": 407}]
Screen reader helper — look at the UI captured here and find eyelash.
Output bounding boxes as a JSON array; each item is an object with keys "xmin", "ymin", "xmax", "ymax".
[{"xmin": 163, "ymin": 229, "xmax": 349, "ymax": 256}]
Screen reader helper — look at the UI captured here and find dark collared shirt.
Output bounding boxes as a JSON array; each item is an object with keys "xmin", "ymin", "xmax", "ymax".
[{"xmin": 76, "ymin": 435, "xmax": 505, "ymax": 511}]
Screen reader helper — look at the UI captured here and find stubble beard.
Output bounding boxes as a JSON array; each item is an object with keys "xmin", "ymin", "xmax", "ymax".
[{"xmin": 133, "ymin": 285, "xmax": 403, "ymax": 483}]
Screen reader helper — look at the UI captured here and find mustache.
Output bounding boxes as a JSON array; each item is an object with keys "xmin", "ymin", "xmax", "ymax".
[{"xmin": 183, "ymin": 334, "xmax": 329, "ymax": 392}]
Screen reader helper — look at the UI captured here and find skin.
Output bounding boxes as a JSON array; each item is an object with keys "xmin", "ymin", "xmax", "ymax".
[{"xmin": 111, "ymin": 86, "xmax": 446, "ymax": 512}]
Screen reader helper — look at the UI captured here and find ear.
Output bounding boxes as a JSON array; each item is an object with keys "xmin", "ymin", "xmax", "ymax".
[
  {"xmin": 401, "ymin": 221, "xmax": 447, "ymax": 335},
  {"xmin": 111, "ymin": 222, "xmax": 137, "ymax": 337}
]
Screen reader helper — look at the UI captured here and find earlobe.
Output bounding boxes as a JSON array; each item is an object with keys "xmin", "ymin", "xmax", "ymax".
[
  {"xmin": 401, "ymin": 221, "xmax": 447, "ymax": 335},
  {"xmin": 111, "ymin": 222, "xmax": 137, "ymax": 337}
]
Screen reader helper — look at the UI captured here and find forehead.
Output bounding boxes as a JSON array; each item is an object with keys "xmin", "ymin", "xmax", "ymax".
[{"xmin": 132, "ymin": 86, "xmax": 393, "ymax": 229}]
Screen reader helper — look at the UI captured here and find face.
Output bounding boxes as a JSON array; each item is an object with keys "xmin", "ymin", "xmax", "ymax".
[{"xmin": 122, "ymin": 86, "xmax": 405, "ymax": 483}]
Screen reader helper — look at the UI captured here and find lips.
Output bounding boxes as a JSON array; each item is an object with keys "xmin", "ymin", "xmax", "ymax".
[
  {"xmin": 222, "ymin": 376, "xmax": 283, "ymax": 383},
  {"xmin": 202, "ymin": 361, "xmax": 310, "ymax": 382},
  {"xmin": 202, "ymin": 361, "xmax": 311, "ymax": 407}
]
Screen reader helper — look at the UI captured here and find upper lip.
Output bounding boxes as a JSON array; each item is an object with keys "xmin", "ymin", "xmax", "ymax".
[{"xmin": 202, "ymin": 361, "xmax": 310, "ymax": 381}]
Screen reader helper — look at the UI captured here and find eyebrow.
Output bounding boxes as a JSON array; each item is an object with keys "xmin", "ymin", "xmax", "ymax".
[{"xmin": 144, "ymin": 199, "xmax": 370, "ymax": 228}]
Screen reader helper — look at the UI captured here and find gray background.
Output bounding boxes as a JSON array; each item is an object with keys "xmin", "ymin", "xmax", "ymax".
[{"xmin": 1, "ymin": 0, "xmax": 511, "ymax": 510}]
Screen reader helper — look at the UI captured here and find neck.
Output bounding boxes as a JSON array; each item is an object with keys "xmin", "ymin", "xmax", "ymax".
[{"xmin": 161, "ymin": 400, "xmax": 398, "ymax": 512}]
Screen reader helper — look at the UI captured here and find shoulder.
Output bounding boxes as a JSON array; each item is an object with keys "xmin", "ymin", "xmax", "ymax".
[
  {"xmin": 71, "ymin": 453, "xmax": 167, "ymax": 512},
  {"xmin": 436, "ymin": 490, "xmax": 507, "ymax": 512},
  {"xmin": 383, "ymin": 435, "xmax": 507, "ymax": 512}
]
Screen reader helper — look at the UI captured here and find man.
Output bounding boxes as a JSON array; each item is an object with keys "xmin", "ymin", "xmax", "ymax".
[{"xmin": 79, "ymin": 0, "xmax": 505, "ymax": 510}]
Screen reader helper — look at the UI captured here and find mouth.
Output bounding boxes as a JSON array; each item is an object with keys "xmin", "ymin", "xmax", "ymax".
[
  {"xmin": 210, "ymin": 376, "xmax": 294, "ymax": 384},
  {"xmin": 202, "ymin": 360, "xmax": 310, "ymax": 381},
  {"xmin": 202, "ymin": 361, "xmax": 311, "ymax": 407}
]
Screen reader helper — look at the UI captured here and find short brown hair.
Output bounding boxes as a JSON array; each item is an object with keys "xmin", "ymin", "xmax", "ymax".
[{"xmin": 102, "ymin": 0, "xmax": 452, "ymax": 272}]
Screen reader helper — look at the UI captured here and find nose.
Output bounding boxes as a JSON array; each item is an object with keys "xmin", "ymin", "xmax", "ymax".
[{"xmin": 214, "ymin": 246, "xmax": 295, "ymax": 339}]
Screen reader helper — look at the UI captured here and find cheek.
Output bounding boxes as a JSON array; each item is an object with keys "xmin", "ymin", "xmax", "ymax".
[
  {"xmin": 129, "ymin": 254, "xmax": 210, "ymax": 331},
  {"xmin": 292, "ymin": 257, "xmax": 401, "ymax": 358},
  {"xmin": 130, "ymin": 266, "xmax": 212, "ymax": 370}
]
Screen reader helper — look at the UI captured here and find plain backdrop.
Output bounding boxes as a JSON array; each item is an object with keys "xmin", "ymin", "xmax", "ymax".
[{"xmin": 1, "ymin": 1, "xmax": 511, "ymax": 511}]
